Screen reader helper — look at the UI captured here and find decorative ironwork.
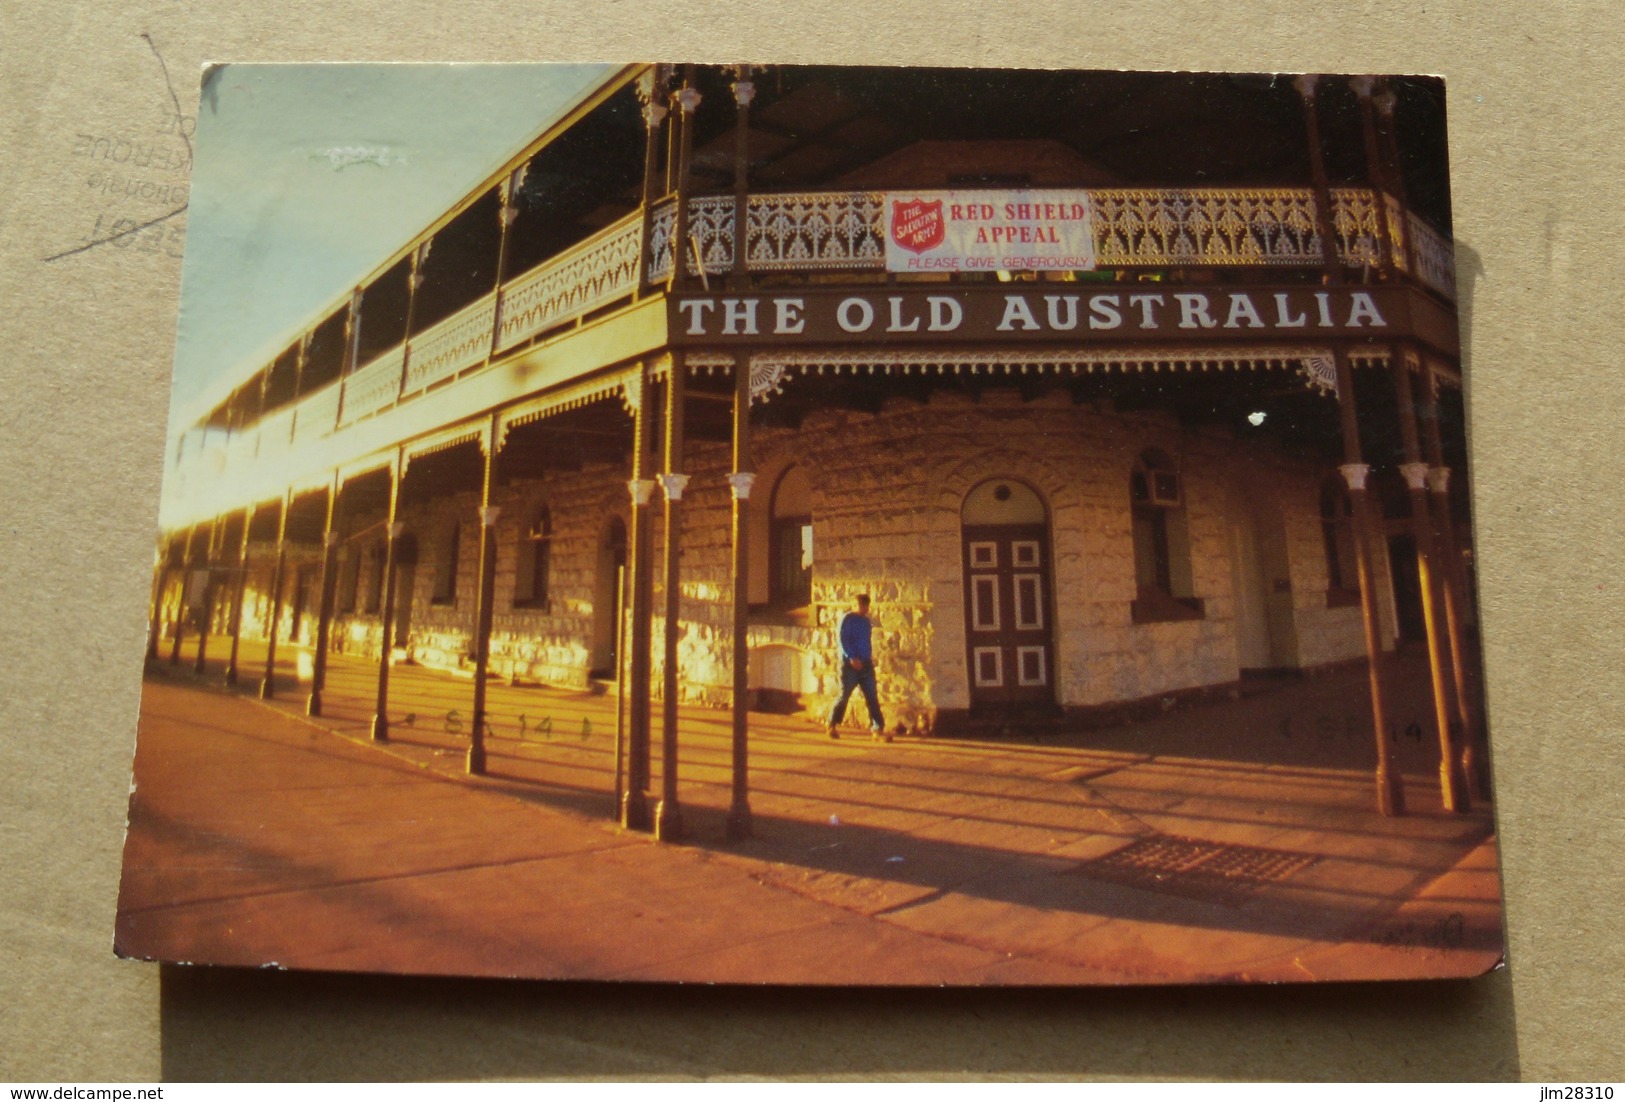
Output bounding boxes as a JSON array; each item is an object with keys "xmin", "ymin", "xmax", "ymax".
[
  {"xmin": 688, "ymin": 346, "xmax": 1351, "ymax": 405},
  {"xmin": 1385, "ymin": 194, "xmax": 1408, "ymax": 272},
  {"xmin": 1093, "ymin": 188, "xmax": 1315, "ymax": 265},
  {"xmin": 404, "ymin": 424, "xmax": 483, "ymax": 464},
  {"xmin": 750, "ymin": 358, "xmax": 787, "ymax": 403},
  {"xmin": 651, "ymin": 188, "xmax": 1403, "ymax": 277},
  {"xmin": 1328, "ymin": 187, "xmax": 1384, "ymax": 267},
  {"xmin": 497, "ymin": 213, "xmax": 644, "ymax": 353},
  {"xmin": 1407, "ymin": 212, "xmax": 1457, "ymax": 301},
  {"xmin": 649, "ymin": 192, "xmax": 888, "ymax": 280},
  {"xmin": 339, "ymin": 345, "xmax": 404, "ymax": 425},
  {"xmin": 403, "ymin": 292, "xmax": 497, "ymax": 395},
  {"xmin": 1299, "ymin": 351, "xmax": 1339, "ymax": 396},
  {"xmin": 745, "ymin": 191, "xmax": 887, "ymax": 270},
  {"xmin": 496, "ymin": 368, "xmax": 637, "ymax": 448},
  {"xmin": 292, "ymin": 383, "xmax": 341, "ymax": 444}
]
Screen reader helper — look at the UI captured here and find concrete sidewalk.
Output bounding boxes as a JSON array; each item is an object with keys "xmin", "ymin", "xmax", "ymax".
[{"xmin": 117, "ymin": 636, "xmax": 1505, "ymax": 984}]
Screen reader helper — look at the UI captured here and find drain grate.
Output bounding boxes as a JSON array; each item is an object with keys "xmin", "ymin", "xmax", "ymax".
[{"xmin": 1076, "ymin": 834, "xmax": 1318, "ymax": 905}]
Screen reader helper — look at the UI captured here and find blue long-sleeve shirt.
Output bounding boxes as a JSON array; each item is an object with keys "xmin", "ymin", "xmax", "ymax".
[{"xmin": 838, "ymin": 612, "xmax": 873, "ymax": 663}]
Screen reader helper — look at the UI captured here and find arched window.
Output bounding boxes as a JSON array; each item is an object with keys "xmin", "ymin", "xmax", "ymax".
[
  {"xmin": 1320, "ymin": 475, "xmax": 1360, "ymax": 606},
  {"xmin": 1130, "ymin": 448, "xmax": 1201, "ymax": 622},
  {"xmin": 362, "ymin": 539, "xmax": 387, "ymax": 614},
  {"xmin": 513, "ymin": 506, "xmax": 552, "ymax": 609},
  {"xmin": 770, "ymin": 466, "xmax": 813, "ymax": 610},
  {"xmin": 430, "ymin": 520, "xmax": 459, "ymax": 605}
]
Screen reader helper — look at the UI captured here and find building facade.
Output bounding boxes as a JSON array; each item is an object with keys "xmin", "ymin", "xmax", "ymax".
[{"xmin": 150, "ymin": 65, "xmax": 1478, "ymax": 836}]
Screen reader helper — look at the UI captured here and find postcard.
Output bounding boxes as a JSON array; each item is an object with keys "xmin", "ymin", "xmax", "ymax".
[{"xmin": 116, "ymin": 63, "xmax": 1503, "ymax": 984}]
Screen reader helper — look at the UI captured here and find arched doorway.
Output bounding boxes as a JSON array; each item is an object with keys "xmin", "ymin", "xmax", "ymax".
[
  {"xmin": 961, "ymin": 478, "xmax": 1056, "ymax": 710},
  {"xmin": 590, "ymin": 517, "xmax": 628, "ymax": 678}
]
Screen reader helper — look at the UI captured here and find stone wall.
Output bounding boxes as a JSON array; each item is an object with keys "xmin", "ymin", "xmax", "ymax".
[{"xmin": 200, "ymin": 386, "xmax": 1386, "ymax": 732}]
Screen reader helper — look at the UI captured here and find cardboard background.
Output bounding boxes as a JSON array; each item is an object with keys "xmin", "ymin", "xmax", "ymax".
[{"xmin": 2, "ymin": 0, "xmax": 1619, "ymax": 1080}]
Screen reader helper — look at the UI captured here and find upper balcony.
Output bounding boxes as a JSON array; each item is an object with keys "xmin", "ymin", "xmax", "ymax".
[{"xmin": 163, "ymin": 67, "xmax": 1458, "ymax": 527}]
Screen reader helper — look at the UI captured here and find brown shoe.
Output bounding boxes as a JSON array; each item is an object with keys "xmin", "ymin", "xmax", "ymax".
[
  {"xmin": 826, "ymin": 724, "xmax": 840, "ymax": 740},
  {"xmin": 871, "ymin": 727, "xmax": 891, "ymax": 743}
]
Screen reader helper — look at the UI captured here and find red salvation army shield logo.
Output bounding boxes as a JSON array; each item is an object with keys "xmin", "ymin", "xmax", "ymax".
[{"xmin": 890, "ymin": 198, "xmax": 945, "ymax": 254}]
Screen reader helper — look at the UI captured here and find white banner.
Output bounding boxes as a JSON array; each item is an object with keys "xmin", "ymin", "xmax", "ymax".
[{"xmin": 882, "ymin": 189, "xmax": 1097, "ymax": 273}]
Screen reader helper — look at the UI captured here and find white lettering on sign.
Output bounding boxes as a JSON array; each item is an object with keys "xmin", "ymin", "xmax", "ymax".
[
  {"xmin": 721, "ymin": 298, "xmax": 759, "ymax": 335},
  {"xmin": 836, "ymin": 297, "xmax": 875, "ymax": 333},
  {"xmin": 671, "ymin": 288, "xmax": 1397, "ymax": 340},
  {"xmin": 775, "ymin": 297, "xmax": 806, "ymax": 334},
  {"xmin": 927, "ymin": 296, "xmax": 963, "ymax": 332},
  {"xmin": 1089, "ymin": 295, "xmax": 1122, "ymax": 329},
  {"xmin": 884, "ymin": 189, "xmax": 1098, "ymax": 273},
  {"xmin": 679, "ymin": 299, "xmax": 716, "ymax": 335},
  {"xmin": 996, "ymin": 296, "xmax": 1042, "ymax": 332},
  {"xmin": 1224, "ymin": 294, "xmax": 1266, "ymax": 329},
  {"xmin": 1175, "ymin": 293, "xmax": 1218, "ymax": 329},
  {"xmin": 887, "ymin": 296, "xmax": 920, "ymax": 333},
  {"xmin": 1347, "ymin": 291, "xmax": 1388, "ymax": 327},
  {"xmin": 1129, "ymin": 294, "xmax": 1166, "ymax": 328}
]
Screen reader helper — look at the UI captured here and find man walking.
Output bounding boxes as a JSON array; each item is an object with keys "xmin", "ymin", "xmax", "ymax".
[{"xmin": 827, "ymin": 593, "xmax": 889, "ymax": 741}]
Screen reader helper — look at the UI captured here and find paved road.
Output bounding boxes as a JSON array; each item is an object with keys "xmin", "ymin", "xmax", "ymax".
[{"xmin": 118, "ymin": 638, "xmax": 1505, "ymax": 984}]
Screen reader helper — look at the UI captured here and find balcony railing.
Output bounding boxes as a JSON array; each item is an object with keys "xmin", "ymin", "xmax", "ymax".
[
  {"xmin": 403, "ymin": 292, "xmax": 497, "ymax": 397},
  {"xmin": 206, "ymin": 184, "xmax": 1457, "ymax": 488},
  {"xmin": 646, "ymin": 186, "xmax": 1452, "ymax": 297},
  {"xmin": 339, "ymin": 344, "xmax": 405, "ymax": 426},
  {"xmin": 495, "ymin": 213, "xmax": 644, "ymax": 354}
]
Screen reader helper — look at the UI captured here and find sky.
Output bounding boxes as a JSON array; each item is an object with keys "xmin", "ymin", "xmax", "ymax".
[{"xmin": 168, "ymin": 63, "xmax": 616, "ymax": 430}]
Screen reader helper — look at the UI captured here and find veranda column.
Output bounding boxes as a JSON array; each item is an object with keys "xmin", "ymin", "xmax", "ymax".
[
  {"xmin": 1300, "ymin": 73, "xmax": 1404, "ymax": 816},
  {"xmin": 398, "ymin": 243, "xmax": 427, "ymax": 392},
  {"xmin": 635, "ymin": 66, "xmax": 669, "ymax": 299},
  {"xmin": 1393, "ymin": 346, "xmax": 1469, "ymax": 811},
  {"xmin": 372, "ymin": 449, "xmax": 405, "ymax": 742},
  {"xmin": 145, "ymin": 537, "xmax": 171, "ymax": 663},
  {"xmin": 655, "ymin": 361, "xmax": 689, "ymax": 841},
  {"xmin": 724, "ymin": 65, "xmax": 757, "ymax": 842},
  {"xmin": 168, "ymin": 525, "xmax": 196, "ymax": 666},
  {"xmin": 468, "ymin": 415, "xmax": 501, "ymax": 776},
  {"xmin": 192, "ymin": 517, "xmax": 222, "ymax": 674},
  {"xmin": 619, "ymin": 66, "xmax": 669, "ymax": 831},
  {"xmin": 307, "ymin": 473, "xmax": 343, "ymax": 717},
  {"xmin": 1420, "ymin": 366, "xmax": 1488, "ymax": 799},
  {"xmin": 1371, "ymin": 81, "xmax": 1419, "ymax": 274},
  {"xmin": 623, "ymin": 366, "xmax": 656, "ymax": 830},
  {"xmin": 488, "ymin": 170, "xmax": 521, "ymax": 354},
  {"xmin": 225, "ymin": 510, "xmax": 253, "ymax": 685},
  {"xmin": 653, "ymin": 70, "xmax": 702, "ymax": 842},
  {"xmin": 1351, "ymin": 76, "xmax": 1397, "ymax": 273},
  {"xmin": 224, "ymin": 505, "xmax": 254, "ymax": 686},
  {"xmin": 259, "ymin": 489, "xmax": 293, "ymax": 699}
]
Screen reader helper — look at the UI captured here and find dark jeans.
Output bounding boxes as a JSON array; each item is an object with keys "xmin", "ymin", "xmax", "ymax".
[{"xmin": 829, "ymin": 662, "xmax": 884, "ymax": 730}]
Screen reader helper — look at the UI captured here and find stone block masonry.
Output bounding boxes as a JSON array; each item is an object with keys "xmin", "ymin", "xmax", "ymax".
[{"xmin": 208, "ymin": 387, "xmax": 1375, "ymax": 733}]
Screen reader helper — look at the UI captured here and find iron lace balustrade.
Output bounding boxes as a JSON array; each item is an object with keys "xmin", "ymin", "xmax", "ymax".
[
  {"xmin": 403, "ymin": 292, "xmax": 498, "ymax": 396},
  {"xmin": 644, "ymin": 186, "xmax": 1453, "ymax": 300},
  {"xmin": 338, "ymin": 344, "xmax": 406, "ymax": 426},
  {"xmin": 495, "ymin": 212, "xmax": 645, "ymax": 353}
]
